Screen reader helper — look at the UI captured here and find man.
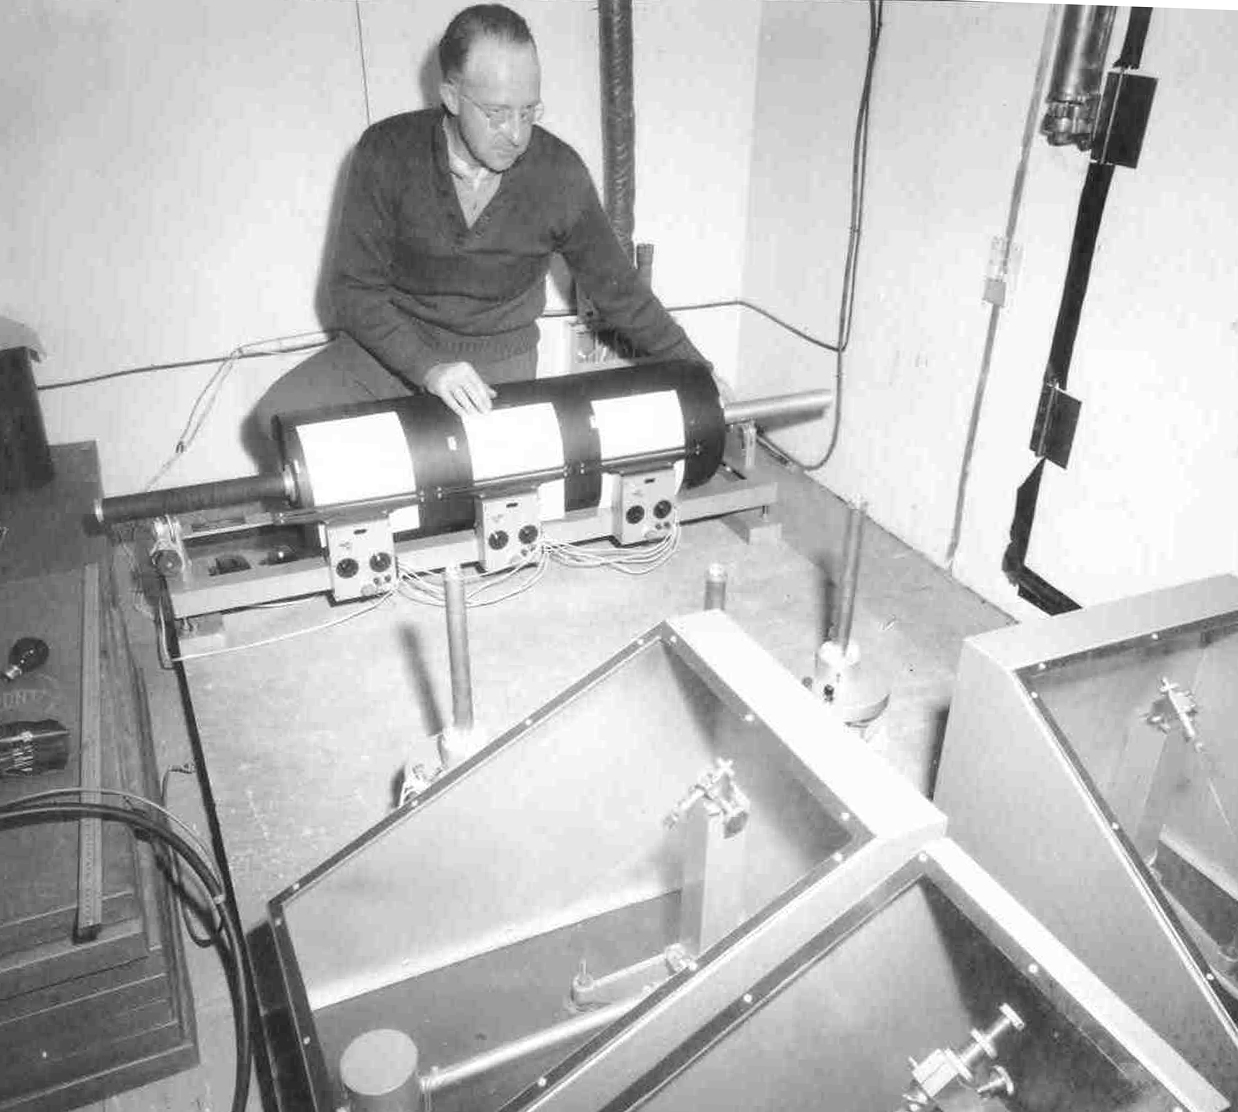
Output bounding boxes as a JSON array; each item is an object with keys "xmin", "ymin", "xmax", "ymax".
[{"xmin": 247, "ymin": 3, "xmax": 706, "ymax": 460}]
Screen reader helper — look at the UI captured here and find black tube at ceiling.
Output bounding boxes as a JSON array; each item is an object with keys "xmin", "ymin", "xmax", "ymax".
[{"xmin": 598, "ymin": 0, "xmax": 636, "ymax": 262}]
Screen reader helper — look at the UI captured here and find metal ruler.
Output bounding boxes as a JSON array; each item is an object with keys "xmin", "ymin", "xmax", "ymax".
[{"xmin": 74, "ymin": 563, "xmax": 103, "ymax": 942}]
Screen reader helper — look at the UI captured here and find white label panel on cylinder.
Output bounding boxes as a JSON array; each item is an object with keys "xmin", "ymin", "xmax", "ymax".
[
  {"xmin": 296, "ymin": 412, "xmax": 420, "ymax": 530},
  {"xmin": 460, "ymin": 403, "xmax": 567, "ymax": 521},
  {"xmin": 592, "ymin": 391, "xmax": 686, "ymax": 507}
]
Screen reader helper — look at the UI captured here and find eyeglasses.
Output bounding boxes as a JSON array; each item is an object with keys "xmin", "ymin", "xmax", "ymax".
[{"xmin": 456, "ymin": 88, "xmax": 544, "ymax": 130}]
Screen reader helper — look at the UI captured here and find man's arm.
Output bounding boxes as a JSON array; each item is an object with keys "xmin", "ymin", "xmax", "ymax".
[
  {"xmin": 556, "ymin": 161, "xmax": 709, "ymax": 368},
  {"xmin": 330, "ymin": 129, "xmax": 454, "ymax": 390}
]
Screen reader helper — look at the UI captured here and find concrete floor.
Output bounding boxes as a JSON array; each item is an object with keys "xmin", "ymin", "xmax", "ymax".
[{"xmin": 93, "ymin": 449, "xmax": 1010, "ymax": 1112}]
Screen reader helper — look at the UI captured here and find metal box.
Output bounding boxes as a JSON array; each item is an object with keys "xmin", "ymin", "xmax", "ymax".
[
  {"xmin": 269, "ymin": 609, "xmax": 1227, "ymax": 1112},
  {"xmin": 269, "ymin": 610, "xmax": 945, "ymax": 1110},
  {"xmin": 512, "ymin": 838, "xmax": 1225, "ymax": 1112},
  {"xmin": 936, "ymin": 574, "xmax": 1238, "ymax": 1102}
]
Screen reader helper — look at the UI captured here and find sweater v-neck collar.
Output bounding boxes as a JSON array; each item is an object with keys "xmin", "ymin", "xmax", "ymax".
[{"xmin": 437, "ymin": 114, "xmax": 506, "ymax": 232}]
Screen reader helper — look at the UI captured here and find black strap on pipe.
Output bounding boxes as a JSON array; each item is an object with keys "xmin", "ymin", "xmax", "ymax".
[
  {"xmin": 1003, "ymin": 9, "xmax": 1154, "ymax": 614},
  {"xmin": 1115, "ymin": 8, "xmax": 1153, "ymax": 69},
  {"xmin": 1043, "ymin": 162, "xmax": 1115, "ymax": 393}
]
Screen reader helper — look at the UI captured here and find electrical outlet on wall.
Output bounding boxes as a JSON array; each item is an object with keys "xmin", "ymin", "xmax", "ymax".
[{"xmin": 983, "ymin": 236, "xmax": 1024, "ymax": 307}]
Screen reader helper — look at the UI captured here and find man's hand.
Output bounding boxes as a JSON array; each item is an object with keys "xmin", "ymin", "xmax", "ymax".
[{"xmin": 424, "ymin": 362, "xmax": 497, "ymax": 416}]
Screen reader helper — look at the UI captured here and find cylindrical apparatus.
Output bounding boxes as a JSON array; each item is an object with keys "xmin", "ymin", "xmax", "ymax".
[
  {"xmin": 97, "ymin": 361, "xmax": 725, "ymax": 527},
  {"xmin": 280, "ymin": 360, "xmax": 724, "ymax": 535},
  {"xmin": 94, "ymin": 362, "xmax": 831, "ymax": 529},
  {"xmin": 1042, "ymin": 6, "xmax": 1117, "ymax": 148}
]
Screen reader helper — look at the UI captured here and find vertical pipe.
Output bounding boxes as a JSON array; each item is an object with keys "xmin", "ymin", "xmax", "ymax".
[
  {"xmin": 598, "ymin": 0, "xmax": 636, "ymax": 261},
  {"xmin": 443, "ymin": 566, "xmax": 474, "ymax": 731},
  {"xmin": 704, "ymin": 563, "xmax": 728, "ymax": 611},
  {"xmin": 835, "ymin": 502, "xmax": 866, "ymax": 653}
]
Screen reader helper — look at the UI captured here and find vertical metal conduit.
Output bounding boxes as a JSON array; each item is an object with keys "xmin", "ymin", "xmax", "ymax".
[
  {"xmin": 598, "ymin": 0, "xmax": 636, "ymax": 262},
  {"xmin": 443, "ymin": 565, "xmax": 474, "ymax": 732},
  {"xmin": 835, "ymin": 502, "xmax": 866, "ymax": 654}
]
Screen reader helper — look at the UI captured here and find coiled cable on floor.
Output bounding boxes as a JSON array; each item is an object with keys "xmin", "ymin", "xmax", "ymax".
[{"xmin": 0, "ymin": 794, "xmax": 253, "ymax": 1112}]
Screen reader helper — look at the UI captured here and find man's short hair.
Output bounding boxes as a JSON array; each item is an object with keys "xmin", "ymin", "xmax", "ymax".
[{"xmin": 439, "ymin": 5, "xmax": 535, "ymax": 80}]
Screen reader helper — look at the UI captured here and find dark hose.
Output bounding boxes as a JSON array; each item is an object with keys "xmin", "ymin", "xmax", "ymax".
[
  {"xmin": 95, "ymin": 471, "xmax": 293, "ymax": 526},
  {"xmin": 599, "ymin": 0, "xmax": 635, "ymax": 260}
]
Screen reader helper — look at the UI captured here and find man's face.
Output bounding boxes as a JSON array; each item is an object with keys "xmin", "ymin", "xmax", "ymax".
[{"xmin": 443, "ymin": 36, "xmax": 541, "ymax": 174}]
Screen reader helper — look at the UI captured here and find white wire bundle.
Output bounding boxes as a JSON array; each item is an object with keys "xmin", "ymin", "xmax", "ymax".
[
  {"xmin": 157, "ymin": 585, "xmax": 398, "ymax": 666},
  {"xmin": 147, "ymin": 521, "xmax": 679, "ymax": 665},
  {"xmin": 397, "ymin": 545, "xmax": 551, "ymax": 608},
  {"xmin": 143, "ymin": 331, "xmax": 332, "ymax": 491},
  {"xmin": 544, "ymin": 522, "xmax": 681, "ymax": 576}
]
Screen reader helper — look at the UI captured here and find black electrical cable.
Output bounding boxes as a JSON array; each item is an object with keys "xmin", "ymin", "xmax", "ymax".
[
  {"xmin": 161, "ymin": 763, "xmax": 225, "ymax": 948},
  {"xmin": 36, "ymin": 341, "xmax": 333, "ymax": 392},
  {"xmin": 0, "ymin": 797, "xmax": 252, "ymax": 1112},
  {"xmin": 1115, "ymin": 8, "xmax": 1153, "ymax": 69},
  {"xmin": 543, "ymin": 298, "xmax": 843, "ymax": 353},
  {"xmin": 665, "ymin": 299, "xmax": 841, "ymax": 353},
  {"xmin": 762, "ymin": 0, "xmax": 884, "ymax": 473},
  {"xmin": 1003, "ymin": 7, "xmax": 1155, "ymax": 612}
]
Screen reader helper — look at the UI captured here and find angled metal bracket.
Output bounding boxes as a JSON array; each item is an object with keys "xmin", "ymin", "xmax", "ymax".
[{"xmin": 1029, "ymin": 380, "xmax": 1082, "ymax": 469}]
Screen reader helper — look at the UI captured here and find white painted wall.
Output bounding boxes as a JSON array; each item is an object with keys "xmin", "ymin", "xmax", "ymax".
[
  {"xmin": 743, "ymin": 1, "xmax": 1238, "ymax": 618},
  {"xmin": 4, "ymin": 0, "xmax": 760, "ymax": 496},
  {"xmin": 2, "ymin": 0, "xmax": 364, "ymax": 494},
  {"xmin": 742, "ymin": 0, "xmax": 1053, "ymax": 593}
]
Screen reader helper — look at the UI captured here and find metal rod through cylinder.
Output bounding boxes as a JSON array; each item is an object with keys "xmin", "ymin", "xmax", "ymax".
[
  {"xmin": 442, "ymin": 565, "xmax": 474, "ymax": 732},
  {"xmin": 421, "ymin": 997, "xmax": 638, "ymax": 1097},
  {"xmin": 722, "ymin": 389, "xmax": 832, "ymax": 427},
  {"xmin": 834, "ymin": 501, "xmax": 866, "ymax": 653}
]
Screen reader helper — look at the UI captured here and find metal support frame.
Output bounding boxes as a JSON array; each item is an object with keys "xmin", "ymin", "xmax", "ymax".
[{"xmin": 161, "ymin": 435, "xmax": 781, "ymax": 627}]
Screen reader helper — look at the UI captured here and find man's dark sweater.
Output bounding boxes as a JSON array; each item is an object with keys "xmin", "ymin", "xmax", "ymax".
[{"xmin": 330, "ymin": 109, "xmax": 703, "ymax": 387}]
